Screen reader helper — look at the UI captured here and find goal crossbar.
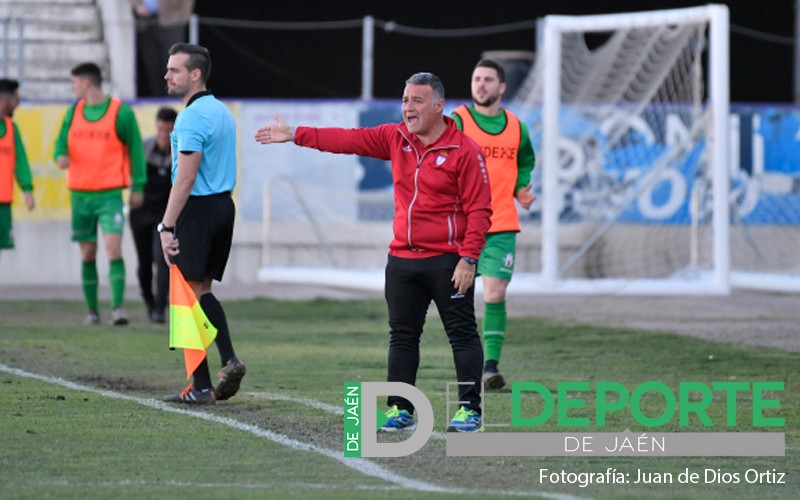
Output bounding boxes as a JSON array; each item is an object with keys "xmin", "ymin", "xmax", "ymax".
[{"xmin": 539, "ymin": 4, "xmax": 730, "ymax": 294}]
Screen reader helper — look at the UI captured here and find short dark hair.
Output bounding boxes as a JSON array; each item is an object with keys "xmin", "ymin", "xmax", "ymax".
[
  {"xmin": 168, "ymin": 43, "xmax": 212, "ymax": 83},
  {"xmin": 156, "ymin": 107, "xmax": 178, "ymax": 123},
  {"xmin": 474, "ymin": 59, "xmax": 506, "ymax": 84},
  {"xmin": 0, "ymin": 78, "xmax": 19, "ymax": 95},
  {"xmin": 71, "ymin": 62, "xmax": 103, "ymax": 87},
  {"xmin": 405, "ymin": 72, "xmax": 445, "ymax": 101}
]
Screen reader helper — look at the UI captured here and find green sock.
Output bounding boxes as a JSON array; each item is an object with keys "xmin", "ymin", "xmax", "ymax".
[
  {"xmin": 81, "ymin": 260, "xmax": 98, "ymax": 312},
  {"xmin": 109, "ymin": 258, "xmax": 126, "ymax": 308},
  {"xmin": 482, "ymin": 301, "xmax": 507, "ymax": 365}
]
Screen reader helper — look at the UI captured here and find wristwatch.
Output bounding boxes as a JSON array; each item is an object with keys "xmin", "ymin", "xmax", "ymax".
[
  {"xmin": 157, "ymin": 222, "xmax": 175, "ymax": 234},
  {"xmin": 461, "ymin": 256, "xmax": 477, "ymax": 265}
]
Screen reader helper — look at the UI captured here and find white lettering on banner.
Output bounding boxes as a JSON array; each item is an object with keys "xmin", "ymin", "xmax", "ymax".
[
  {"xmin": 637, "ymin": 168, "xmax": 687, "ymax": 219},
  {"xmin": 634, "ymin": 114, "xmax": 690, "ymax": 220},
  {"xmin": 558, "ymin": 137, "xmax": 586, "ymax": 184},
  {"xmin": 600, "ymin": 111, "xmax": 655, "ymax": 144},
  {"xmin": 555, "ymin": 112, "xmax": 703, "ymax": 221},
  {"xmin": 665, "ymin": 114, "xmax": 691, "ymax": 146}
]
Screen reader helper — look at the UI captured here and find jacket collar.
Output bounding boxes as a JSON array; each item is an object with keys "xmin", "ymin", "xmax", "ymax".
[{"xmin": 398, "ymin": 115, "xmax": 462, "ymax": 150}]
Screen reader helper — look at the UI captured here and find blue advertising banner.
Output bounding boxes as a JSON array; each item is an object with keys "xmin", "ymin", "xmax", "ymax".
[
  {"xmin": 510, "ymin": 104, "xmax": 800, "ymax": 226},
  {"xmin": 238, "ymin": 101, "xmax": 800, "ymax": 226}
]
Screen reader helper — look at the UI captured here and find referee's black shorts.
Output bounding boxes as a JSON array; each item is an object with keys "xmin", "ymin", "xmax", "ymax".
[{"xmin": 175, "ymin": 192, "xmax": 235, "ymax": 283}]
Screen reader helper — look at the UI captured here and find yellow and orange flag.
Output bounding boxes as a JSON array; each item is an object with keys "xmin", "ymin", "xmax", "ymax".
[{"xmin": 169, "ymin": 264, "xmax": 218, "ymax": 379}]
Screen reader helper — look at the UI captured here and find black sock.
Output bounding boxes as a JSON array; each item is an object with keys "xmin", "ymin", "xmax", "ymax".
[
  {"xmin": 484, "ymin": 360, "xmax": 498, "ymax": 373},
  {"xmin": 192, "ymin": 358, "xmax": 213, "ymax": 390},
  {"xmin": 200, "ymin": 293, "xmax": 235, "ymax": 366}
]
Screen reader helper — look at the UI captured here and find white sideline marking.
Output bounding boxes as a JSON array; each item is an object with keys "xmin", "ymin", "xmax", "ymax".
[
  {"xmin": 250, "ymin": 391, "xmax": 345, "ymax": 415},
  {"xmin": 248, "ymin": 391, "xmax": 448, "ymax": 441},
  {"xmin": 0, "ymin": 364, "xmax": 586, "ymax": 500},
  {"xmin": 0, "ymin": 364, "xmax": 444, "ymax": 493},
  {"xmin": 39, "ymin": 479, "xmax": 397, "ymax": 492}
]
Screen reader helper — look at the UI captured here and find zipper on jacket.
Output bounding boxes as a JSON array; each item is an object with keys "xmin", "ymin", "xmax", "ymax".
[
  {"xmin": 397, "ymin": 128, "xmax": 460, "ymax": 250},
  {"xmin": 407, "ymin": 160, "xmax": 421, "ymax": 248},
  {"xmin": 447, "ymin": 215, "xmax": 454, "ymax": 245}
]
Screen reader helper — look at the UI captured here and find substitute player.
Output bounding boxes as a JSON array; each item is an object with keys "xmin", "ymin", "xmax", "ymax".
[
  {"xmin": 54, "ymin": 62, "xmax": 146, "ymax": 326},
  {"xmin": 0, "ymin": 79, "xmax": 35, "ymax": 260},
  {"xmin": 452, "ymin": 59, "xmax": 536, "ymax": 389}
]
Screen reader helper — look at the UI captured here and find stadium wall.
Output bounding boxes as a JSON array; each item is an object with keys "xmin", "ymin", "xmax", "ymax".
[{"xmin": 0, "ymin": 100, "xmax": 797, "ymax": 286}]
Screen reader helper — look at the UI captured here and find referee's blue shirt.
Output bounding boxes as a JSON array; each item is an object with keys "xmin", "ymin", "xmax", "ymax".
[{"xmin": 171, "ymin": 93, "xmax": 236, "ymax": 196}]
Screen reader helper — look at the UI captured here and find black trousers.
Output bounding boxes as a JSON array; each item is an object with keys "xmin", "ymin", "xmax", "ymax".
[
  {"xmin": 129, "ymin": 208, "xmax": 169, "ymax": 312},
  {"xmin": 384, "ymin": 253, "xmax": 483, "ymax": 414}
]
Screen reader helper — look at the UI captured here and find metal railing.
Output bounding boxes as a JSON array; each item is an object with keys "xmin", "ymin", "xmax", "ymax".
[{"xmin": 187, "ymin": 14, "xmax": 537, "ymax": 101}]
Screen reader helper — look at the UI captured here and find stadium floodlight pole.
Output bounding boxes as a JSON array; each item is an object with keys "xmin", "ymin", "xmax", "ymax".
[{"xmin": 361, "ymin": 15, "xmax": 374, "ymax": 100}]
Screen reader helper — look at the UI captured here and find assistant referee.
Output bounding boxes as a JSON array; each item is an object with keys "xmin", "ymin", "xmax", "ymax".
[{"xmin": 159, "ymin": 43, "xmax": 246, "ymax": 404}]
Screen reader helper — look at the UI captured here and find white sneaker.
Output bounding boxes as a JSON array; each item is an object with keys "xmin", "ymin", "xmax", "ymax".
[
  {"xmin": 110, "ymin": 307, "xmax": 129, "ymax": 326},
  {"xmin": 83, "ymin": 310, "xmax": 100, "ymax": 325}
]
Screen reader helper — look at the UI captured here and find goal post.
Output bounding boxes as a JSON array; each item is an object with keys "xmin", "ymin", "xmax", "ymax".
[
  {"xmin": 257, "ymin": 5, "xmax": 736, "ymax": 296},
  {"xmin": 529, "ymin": 4, "xmax": 730, "ymax": 294}
]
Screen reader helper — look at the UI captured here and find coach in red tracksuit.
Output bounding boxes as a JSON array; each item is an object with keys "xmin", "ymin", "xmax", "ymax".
[{"xmin": 256, "ymin": 72, "xmax": 492, "ymax": 432}]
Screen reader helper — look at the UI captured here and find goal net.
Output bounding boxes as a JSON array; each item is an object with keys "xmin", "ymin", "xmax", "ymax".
[
  {"xmin": 258, "ymin": 5, "xmax": 734, "ymax": 295},
  {"xmin": 726, "ymin": 111, "xmax": 800, "ymax": 293},
  {"xmin": 510, "ymin": 4, "xmax": 731, "ymax": 294}
]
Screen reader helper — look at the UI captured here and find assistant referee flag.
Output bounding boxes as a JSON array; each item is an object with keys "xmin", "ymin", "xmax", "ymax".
[{"xmin": 169, "ymin": 264, "xmax": 218, "ymax": 379}]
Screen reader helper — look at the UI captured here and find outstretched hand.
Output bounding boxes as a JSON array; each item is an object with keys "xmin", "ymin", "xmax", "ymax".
[
  {"xmin": 516, "ymin": 184, "xmax": 536, "ymax": 210},
  {"xmin": 254, "ymin": 113, "xmax": 294, "ymax": 144}
]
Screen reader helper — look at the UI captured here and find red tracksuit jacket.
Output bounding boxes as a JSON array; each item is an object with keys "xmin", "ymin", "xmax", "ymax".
[{"xmin": 294, "ymin": 116, "xmax": 492, "ymax": 260}]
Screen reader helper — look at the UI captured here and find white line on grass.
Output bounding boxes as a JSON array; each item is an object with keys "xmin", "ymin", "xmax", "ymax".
[
  {"xmin": 250, "ymin": 391, "xmax": 345, "ymax": 415},
  {"xmin": 0, "ymin": 364, "xmax": 443, "ymax": 493},
  {"xmin": 38, "ymin": 479, "xmax": 398, "ymax": 492},
  {"xmin": 247, "ymin": 391, "xmax": 448, "ymax": 441},
  {"xmin": 1, "ymin": 364, "xmax": 586, "ymax": 500},
  {"xmin": 38, "ymin": 479, "xmax": 399, "ymax": 492}
]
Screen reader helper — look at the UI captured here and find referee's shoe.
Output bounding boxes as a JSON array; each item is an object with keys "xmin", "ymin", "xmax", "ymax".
[
  {"xmin": 164, "ymin": 384, "xmax": 216, "ymax": 404},
  {"xmin": 215, "ymin": 357, "xmax": 247, "ymax": 400}
]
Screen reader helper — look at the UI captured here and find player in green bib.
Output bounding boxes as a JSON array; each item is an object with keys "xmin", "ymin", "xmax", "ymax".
[
  {"xmin": 0, "ymin": 79, "xmax": 35, "ymax": 257},
  {"xmin": 53, "ymin": 63, "xmax": 146, "ymax": 326},
  {"xmin": 452, "ymin": 59, "xmax": 536, "ymax": 389}
]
